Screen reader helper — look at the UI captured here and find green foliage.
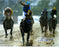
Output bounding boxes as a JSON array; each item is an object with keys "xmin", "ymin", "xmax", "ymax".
[
  {"xmin": 31, "ymin": 0, "xmax": 49, "ymax": 15},
  {"xmin": 57, "ymin": 12, "xmax": 59, "ymax": 23}
]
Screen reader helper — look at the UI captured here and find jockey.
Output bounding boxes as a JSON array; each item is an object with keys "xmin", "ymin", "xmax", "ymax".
[
  {"xmin": 25, "ymin": 10, "xmax": 32, "ymax": 18},
  {"xmin": 3, "ymin": 7, "xmax": 14, "ymax": 23},
  {"xmin": 3, "ymin": 7, "xmax": 14, "ymax": 38},
  {"xmin": 51, "ymin": 7, "xmax": 57, "ymax": 18},
  {"xmin": 41, "ymin": 9, "xmax": 44, "ymax": 16},
  {"xmin": 25, "ymin": 10, "xmax": 34, "ymax": 33},
  {"xmin": 25, "ymin": 10, "xmax": 34, "ymax": 24},
  {"xmin": 20, "ymin": 10, "xmax": 34, "ymax": 24},
  {"xmin": 20, "ymin": 1, "xmax": 31, "ymax": 20},
  {"xmin": 43, "ymin": 9, "xmax": 48, "ymax": 16}
]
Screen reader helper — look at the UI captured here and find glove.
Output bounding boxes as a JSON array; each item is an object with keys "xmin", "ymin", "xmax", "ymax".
[{"xmin": 19, "ymin": 1, "xmax": 22, "ymax": 3}]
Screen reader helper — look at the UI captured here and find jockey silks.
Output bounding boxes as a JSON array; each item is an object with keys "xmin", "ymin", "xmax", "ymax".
[
  {"xmin": 51, "ymin": 10, "xmax": 57, "ymax": 18},
  {"xmin": 23, "ymin": 5, "xmax": 31, "ymax": 20},
  {"xmin": 23, "ymin": 5, "xmax": 31, "ymax": 13}
]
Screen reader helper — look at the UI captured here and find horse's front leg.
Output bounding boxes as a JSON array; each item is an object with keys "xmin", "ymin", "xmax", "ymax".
[
  {"xmin": 53, "ymin": 26, "xmax": 56, "ymax": 37},
  {"xmin": 45, "ymin": 25, "xmax": 48, "ymax": 36},
  {"xmin": 41, "ymin": 25, "xmax": 43, "ymax": 33},
  {"xmin": 5, "ymin": 29, "xmax": 8, "ymax": 38},
  {"xmin": 53, "ymin": 20, "xmax": 57, "ymax": 37},
  {"xmin": 10, "ymin": 28, "xmax": 13, "ymax": 39},
  {"xmin": 27, "ymin": 32, "xmax": 30, "ymax": 46},
  {"xmin": 49, "ymin": 24, "xmax": 52, "ymax": 36},
  {"xmin": 21, "ymin": 29, "xmax": 25, "ymax": 46},
  {"xmin": 22, "ymin": 32, "xmax": 25, "ymax": 46},
  {"xmin": 53, "ymin": 29, "xmax": 55, "ymax": 37}
]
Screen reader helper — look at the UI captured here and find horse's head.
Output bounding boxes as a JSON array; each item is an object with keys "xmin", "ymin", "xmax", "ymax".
[
  {"xmin": 43, "ymin": 10, "xmax": 48, "ymax": 16},
  {"xmin": 4, "ymin": 7, "xmax": 13, "ymax": 20},
  {"xmin": 5, "ymin": 10, "xmax": 12, "ymax": 20},
  {"xmin": 42, "ymin": 16, "xmax": 47, "ymax": 20}
]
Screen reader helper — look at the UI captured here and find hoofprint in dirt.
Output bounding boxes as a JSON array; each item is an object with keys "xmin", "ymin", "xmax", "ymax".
[{"xmin": 0, "ymin": 23, "xmax": 59, "ymax": 46}]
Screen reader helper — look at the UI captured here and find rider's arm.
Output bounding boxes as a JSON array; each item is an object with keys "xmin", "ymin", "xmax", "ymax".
[
  {"xmin": 27, "ymin": 11, "xmax": 32, "ymax": 16},
  {"xmin": 20, "ymin": 1, "xmax": 25, "ymax": 6},
  {"xmin": 51, "ymin": 10, "xmax": 53, "ymax": 15}
]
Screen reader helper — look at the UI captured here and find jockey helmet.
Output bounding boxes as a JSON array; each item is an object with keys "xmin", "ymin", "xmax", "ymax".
[
  {"xmin": 26, "ymin": 2, "xmax": 30, "ymax": 5},
  {"xmin": 53, "ymin": 7, "xmax": 56, "ymax": 10},
  {"xmin": 4, "ymin": 7, "xmax": 13, "ymax": 15},
  {"xmin": 44, "ymin": 9, "xmax": 47, "ymax": 11}
]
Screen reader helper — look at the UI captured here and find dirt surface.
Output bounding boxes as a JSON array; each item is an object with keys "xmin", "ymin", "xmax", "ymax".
[{"xmin": 0, "ymin": 23, "xmax": 59, "ymax": 46}]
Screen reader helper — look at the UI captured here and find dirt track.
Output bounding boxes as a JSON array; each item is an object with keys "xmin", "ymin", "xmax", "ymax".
[{"xmin": 0, "ymin": 23, "xmax": 59, "ymax": 46}]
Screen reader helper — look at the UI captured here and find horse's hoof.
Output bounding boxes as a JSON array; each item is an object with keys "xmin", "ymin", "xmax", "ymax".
[
  {"xmin": 42, "ymin": 31, "xmax": 44, "ymax": 33},
  {"xmin": 26, "ymin": 43, "xmax": 29, "ymax": 46},
  {"xmin": 7, "ymin": 34, "xmax": 8, "ymax": 36},
  {"xmin": 26, "ymin": 42, "xmax": 29, "ymax": 46},
  {"xmin": 5, "ymin": 36, "xmax": 7, "ymax": 38},
  {"xmin": 23, "ymin": 44, "xmax": 24, "ymax": 46},
  {"xmin": 29, "ymin": 39, "xmax": 33, "ymax": 46},
  {"xmin": 45, "ymin": 34, "xmax": 46, "ymax": 37},
  {"xmin": 53, "ymin": 35, "xmax": 55, "ymax": 37},
  {"xmin": 30, "ymin": 32, "xmax": 34, "ymax": 35},
  {"xmin": 5, "ymin": 34, "xmax": 8, "ymax": 38},
  {"xmin": 50, "ymin": 33, "xmax": 52, "ymax": 35},
  {"xmin": 10, "ymin": 36, "xmax": 13, "ymax": 40}
]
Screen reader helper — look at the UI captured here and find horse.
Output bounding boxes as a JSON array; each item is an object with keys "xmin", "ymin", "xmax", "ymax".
[
  {"xmin": 20, "ymin": 16, "xmax": 32, "ymax": 46},
  {"xmin": 3, "ymin": 16, "xmax": 14, "ymax": 39},
  {"xmin": 40, "ymin": 15, "xmax": 48, "ymax": 36},
  {"xmin": 49, "ymin": 15, "xmax": 57, "ymax": 37}
]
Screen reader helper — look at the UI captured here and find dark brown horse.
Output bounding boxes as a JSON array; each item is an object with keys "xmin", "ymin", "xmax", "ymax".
[
  {"xmin": 3, "ymin": 16, "xmax": 14, "ymax": 39},
  {"xmin": 49, "ymin": 15, "xmax": 57, "ymax": 37},
  {"xmin": 40, "ymin": 15, "xmax": 48, "ymax": 36},
  {"xmin": 20, "ymin": 17, "xmax": 32, "ymax": 46}
]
